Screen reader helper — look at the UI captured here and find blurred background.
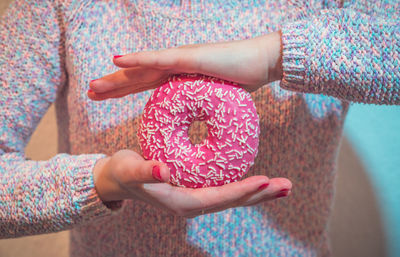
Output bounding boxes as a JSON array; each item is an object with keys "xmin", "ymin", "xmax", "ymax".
[{"xmin": 1, "ymin": 0, "xmax": 399, "ymax": 256}]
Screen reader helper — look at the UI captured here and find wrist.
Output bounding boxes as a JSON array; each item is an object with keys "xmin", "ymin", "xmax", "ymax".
[{"xmin": 266, "ymin": 31, "xmax": 283, "ymax": 83}]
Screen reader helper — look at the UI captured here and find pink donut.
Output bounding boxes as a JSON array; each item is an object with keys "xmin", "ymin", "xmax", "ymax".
[{"xmin": 138, "ymin": 74, "xmax": 260, "ymax": 188}]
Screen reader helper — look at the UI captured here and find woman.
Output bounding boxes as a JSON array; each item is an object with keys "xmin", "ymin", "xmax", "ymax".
[{"xmin": 1, "ymin": 0, "xmax": 399, "ymax": 256}]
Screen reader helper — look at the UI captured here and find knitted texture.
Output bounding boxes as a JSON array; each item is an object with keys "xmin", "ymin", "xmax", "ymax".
[
  {"xmin": 281, "ymin": 7, "xmax": 400, "ymax": 104},
  {"xmin": 0, "ymin": 0, "xmax": 399, "ymax": 256}
]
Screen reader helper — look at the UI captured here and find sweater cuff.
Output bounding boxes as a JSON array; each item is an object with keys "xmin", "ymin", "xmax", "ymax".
[
  {"xmin": 280, "ymin": 20, "xmax": 308, "ymax": 92},
  {"xmin": 71, "ymin": 154, "xmax": 125, "ymax": 222}
]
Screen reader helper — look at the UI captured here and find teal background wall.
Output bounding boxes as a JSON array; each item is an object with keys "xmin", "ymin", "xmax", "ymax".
[{"xmin": 344, "ymin": 104, "xmax": 400, "ymax": 257}]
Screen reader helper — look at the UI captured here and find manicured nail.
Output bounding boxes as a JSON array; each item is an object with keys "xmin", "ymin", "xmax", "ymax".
[
  {"xmin": 152, "ymin": 165, "xmax": 162, "ymax": 181},
  {"xmin": 280, "ymin": 189, "xmax": 290, "ymax": 193},
  {"xmin": 114, "ymin": 55, "xmax": 123, "ymax": 59},
  {"xmin": 276, "ymin": 190, "xmax": 290, "ymax": 198},
  {"xmin": 88, "ymin": 89, "xmax": 93, "ymax": 93},
  {"xmin": 90, "ymin": 79, "xmax": 98, "ymax": 83},
  {"xmin": 257, "ymin": 183, "xmax": 269, "ymax": 191}
]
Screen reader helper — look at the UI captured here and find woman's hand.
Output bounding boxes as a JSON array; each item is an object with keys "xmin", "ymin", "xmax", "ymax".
[
  {"xmin": 87, "ymin": 32, "xmax": 282, "ymax": 100},
  {"xmin": 93, "ymin": 149, "xmax": 292, "ymax": 218}
]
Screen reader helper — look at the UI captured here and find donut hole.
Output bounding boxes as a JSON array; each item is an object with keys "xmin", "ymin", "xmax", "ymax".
[{"xmin": 188, "ymin": 120, "xmax": 209, "ymax": 145}]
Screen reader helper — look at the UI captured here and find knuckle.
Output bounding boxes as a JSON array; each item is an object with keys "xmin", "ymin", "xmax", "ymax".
[
  {"xmin": 112, "ymin": 160, "xmax": 126, "ymax": 174},
  {"xmin": 114, "ymin": 159, "xmax": 138, "ymax": 183}
]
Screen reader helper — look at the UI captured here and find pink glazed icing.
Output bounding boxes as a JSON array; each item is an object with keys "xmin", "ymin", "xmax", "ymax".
[{"xmin": 138, "ymin": 74, "xmax": 260, "ymax": 188}]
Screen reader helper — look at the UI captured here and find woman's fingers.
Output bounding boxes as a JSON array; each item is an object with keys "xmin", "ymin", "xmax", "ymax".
[
  {"xmin": 112, "ymin": 47, "xmax": 200, "ymax": 73},
  {"xmin": 141, "ymin": 175, "xmax": 292, "ymax": 218},
  {"xmin": 239, "ymin": 177, "xmax": 292, "ymax": 206},
  {"xmin": 186, "ymin": 177, "xmax": 292, "ymax": 217},
  {"xmin": 88, "ymin": 67, "xmax": 169, "ymax": 95},
  {"xmin": 140, "ymin": 176, "xmax": 267, "ymax": 216},
  {"xmin": 87, "ymin": 83, "xmax": 155, "ymax": 101},
  {"xmin": 89, "ymin": 47, "xmax": 202, "ymax": 98},
  {"xmin": 188, "ymin": 175, "xmax": 270, "ymax": 210},
  {"xmin": 113, "ymin": 50, "xmax": 175, "ymax": 69}
]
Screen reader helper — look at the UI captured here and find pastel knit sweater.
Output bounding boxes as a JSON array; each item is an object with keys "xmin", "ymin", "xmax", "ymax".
[{"xmin": 1, "ymin": 0, "xmax": 399, "ymax": 256}]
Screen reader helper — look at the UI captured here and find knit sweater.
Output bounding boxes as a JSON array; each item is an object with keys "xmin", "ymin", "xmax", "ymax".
[{"xmin": 0, "ymin": 0, "xmax": 399, "ymax": 256}]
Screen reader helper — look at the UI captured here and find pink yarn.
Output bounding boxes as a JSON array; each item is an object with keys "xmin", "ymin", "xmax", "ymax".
[{"xmin": 138, "ymin": 74, "xmax": 260, "ymax": 188}]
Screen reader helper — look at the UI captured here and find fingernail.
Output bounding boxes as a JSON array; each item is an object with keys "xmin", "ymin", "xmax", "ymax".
[
  {"xmin": 152, "ymin": 165, "xmax": 162, "ymax": 182},
  {"xmin": 280, "ymin": 189, "xmax": 290, "ymax": 193},
  {"xmin": 114, "ymin": 55, "xmax": 123, "ymax": 59},
  {"xmin": 88, "ymin": 89, "xmax": 93, "ymax": 93},
  {"xmin": 276, "ymin": 190, "xmax": 290, "ymax": 198},
  {"xmin": 257, "ymin": 183, "xmax": 269, "ymax": 191},
  {"xmin": 90, "ymin": 79, "xmax": 98, "ymax": 83}
]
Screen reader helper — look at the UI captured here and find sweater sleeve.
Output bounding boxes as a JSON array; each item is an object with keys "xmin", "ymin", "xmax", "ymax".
[
  {"xmin": 0, "ymin": 0, "xmax": 123, "ymax": 239},
  {"xmin": 280, "ymin": 6, "xmax": 400, "ymax": 105}
]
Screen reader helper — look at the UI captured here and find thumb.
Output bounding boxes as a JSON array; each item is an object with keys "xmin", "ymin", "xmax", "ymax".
[
  {"xmin": 120, "ymin": 159, "xmax": 170, "ymax": 184},
  {"xmin": 149, "ymin": 161, "xmax": 170, "ymax": 183}
]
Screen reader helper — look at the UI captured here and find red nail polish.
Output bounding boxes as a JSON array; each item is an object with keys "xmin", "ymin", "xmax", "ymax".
[
  {"xmin": 90, "ymin": 79, "xmax": 98, "ymax": 83},
  {"xmin": 257, "ymin": 183, "xmax": 269, "ymax": 191},
  {"xmin": 280, "ymin": 189, "xmax": 290, "ymax": 193},
  {"xmin": 152, "ymin": 166, "xmax": 162, "ymax": 182},
  {"xmin": 114, "ymin": 55, "xmax": 123, "ymax": 59},
  {"xmin": 276, "ymin": 191, "xmax": 290, "ymax": 198},
  {"xmin": 88, "ymin": 89, "xmax": 93, "ymax": 93}
]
